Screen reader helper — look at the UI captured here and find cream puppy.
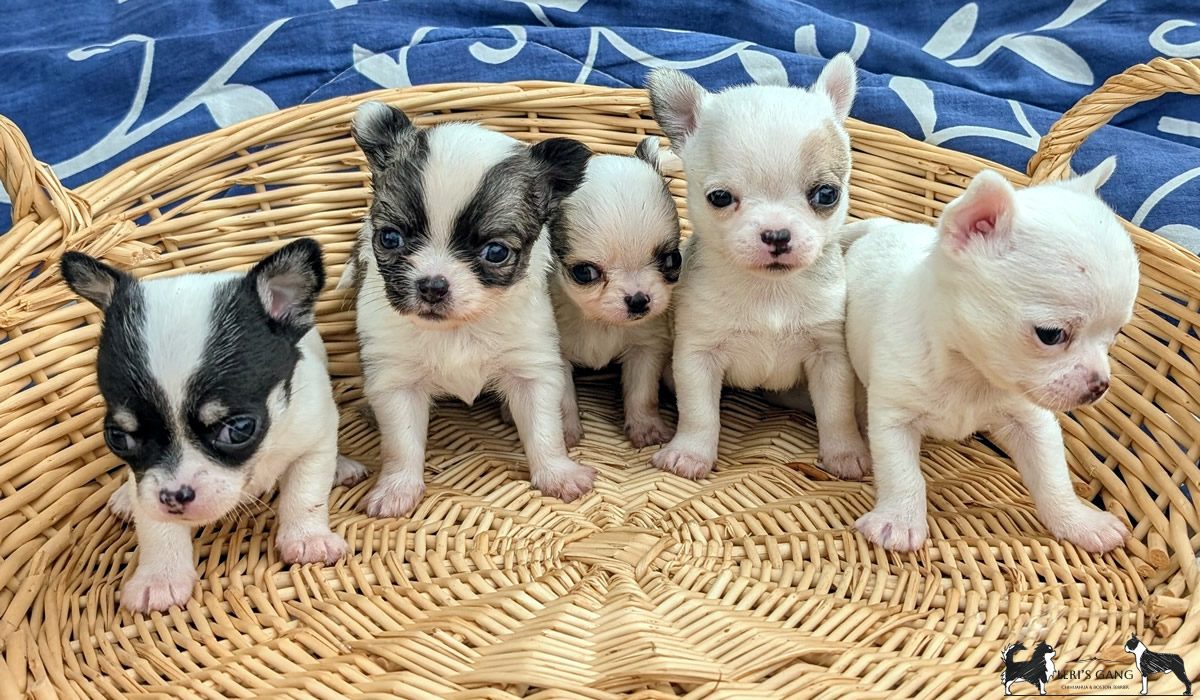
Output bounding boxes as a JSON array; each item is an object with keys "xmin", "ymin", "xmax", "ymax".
[
  {"xmin": 342, "ymin": 102, "xmax": 595, "ymax": 517},
  {"xmin": 645, "ymin": 54, "xmax": 871, "ymax": 480},
  {"xmin": 549, "ymin": 136, "xmax": 682, "ymax": 448},
  {"xmin": 845, "ymin": 159, "xmax": 1138, "ymax": 552}
]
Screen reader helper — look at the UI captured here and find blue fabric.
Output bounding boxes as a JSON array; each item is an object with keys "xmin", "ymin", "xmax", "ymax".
[{"xmin": 2, "ymin": 0, "xmax": 1198, "ymax": 248}]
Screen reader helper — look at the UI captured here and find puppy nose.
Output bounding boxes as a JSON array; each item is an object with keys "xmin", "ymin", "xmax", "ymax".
[
  {"xmin": 1086, "ymin": 374, "xmax": 1110, "ymax": 402},
  {"xmin": 625, "ymin": 292, "xmax": 650, "ymax": 316},
  {"xmin": 760, "ymin": 229, "xmax": 791, "ymax": 245},
  {"xmin": 159, "ymin": 485, "xmax": 196, "ymax": 507},
  {"xmin": 415, "ymin": 275, "xmax": 450, "ymax": 303}
]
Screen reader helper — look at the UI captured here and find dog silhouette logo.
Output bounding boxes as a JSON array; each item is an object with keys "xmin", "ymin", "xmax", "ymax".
[
  {"xmin": 1002, "ymin": 641, "xmax": 1058, "ymax": 695},
  {"xmin": 1125, "ymin": 634, "xmax": 1192, "ymax": 696}
]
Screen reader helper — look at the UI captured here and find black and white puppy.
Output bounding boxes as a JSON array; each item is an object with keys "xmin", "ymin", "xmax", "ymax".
[
  {"xmin": 62, "ymin": 239, "xmax": 364, "ymax": 613},
  {"xmin": 549, "ymin": 136, "xmax": 682, "ymax": 448},
  {"xmin": 1125, "ymin": 635, "xmax": 1192, "ymax": 696},
  {"xmin": 645, "ymin": 55, "xmax": 871, "ymax": 481},
  {"xmin": 342, "ymin": 102, "xmax": 595, "ymax": 518},
  {"xmin": 1001, "ymin": 642, "xmax": 1057, "ymax": 695}
]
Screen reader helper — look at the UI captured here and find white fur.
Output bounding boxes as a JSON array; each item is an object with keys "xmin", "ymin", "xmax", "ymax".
[
  {"xmin": 845, "ymin": 159, "xmax": 1138, "ymax": 552},
  {"xmin": 647, "ymin": 54, "xmax": 871, "ymax": 480},
  {"xmin": 350, "ymin": 125, "xmax": 594, "ymax": 517}
]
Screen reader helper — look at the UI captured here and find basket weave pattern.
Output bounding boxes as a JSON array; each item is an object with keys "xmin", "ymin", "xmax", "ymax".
[{"xmin": 0, "ymin": 59, "xmax": 1197, "ymax": 698}]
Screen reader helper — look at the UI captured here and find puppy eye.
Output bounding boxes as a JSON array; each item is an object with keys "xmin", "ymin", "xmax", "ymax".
[
  {"xmin": 215, "ymin": 416, "xmax": 258, "ymax": 448},
  {"xmin": 808, "ymin": 184, "xmax": 840, "ymax": 209},
  {"xmin": 1035, "ymin": 326, "xmax": 1068, "ymax": 346},
  {"xmin": 480, "ymin": 241, "xmax": 511, "ymax": 264},
  {"xmin": 569, "ymin": 263, "xmax": 602, "ymax": 285},
  {"xmin": 706, "ymin": 189, "xmax": 735, "ymax": 208},
  {"xmin": 105, "ymin": 426, "xmax": 134, "ymax": 454},
  {"xmin": 376, "ymin": 226, "xmax": 405, "ymax": 251},
  {"xmin": 660, "ymin": 249, "xmax": 682, "ymax": 272}
]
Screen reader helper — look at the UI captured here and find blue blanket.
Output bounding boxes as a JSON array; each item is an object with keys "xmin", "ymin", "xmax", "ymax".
[{"xmin": 3, "ymin": 1, "xmax": 1198, "ymax": 249}]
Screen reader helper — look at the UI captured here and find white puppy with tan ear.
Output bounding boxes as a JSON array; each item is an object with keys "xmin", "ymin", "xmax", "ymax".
[
  {"xmin": 845, "ymin": 159, "xmax": 1138, "ymax": 552},
  {"xmin": 549, "ymin": 136, "xmax": 682, "ymax": 448},
  {"xmin": 645, "ymin": 54, "xmax": 871, "ymax": 481}
]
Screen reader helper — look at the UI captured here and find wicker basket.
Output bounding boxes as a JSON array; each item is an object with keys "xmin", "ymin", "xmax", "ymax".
[{"xmin": 0, "ymin": 58, "xmax": 1197, "ymax": 699}]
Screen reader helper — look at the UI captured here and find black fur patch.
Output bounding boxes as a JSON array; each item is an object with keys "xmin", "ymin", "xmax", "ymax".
[{"xmin": 91, "ymin": 281, "xmax": 179, "ymax": 478}]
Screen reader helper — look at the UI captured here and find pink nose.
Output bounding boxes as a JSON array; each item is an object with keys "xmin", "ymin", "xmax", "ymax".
[{"xmin": 1085, "ymin": 374, "xmax": 1110, "ymax": 403}]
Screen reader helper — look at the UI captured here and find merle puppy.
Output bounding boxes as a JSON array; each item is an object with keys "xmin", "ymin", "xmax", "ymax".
[
  {"xmin": 63, "ymin": 239, "xmax": 364, "ymax": 613},
  {"xmin": 341, "ymin": 102, "xmax": 595, "ymax": 517}
]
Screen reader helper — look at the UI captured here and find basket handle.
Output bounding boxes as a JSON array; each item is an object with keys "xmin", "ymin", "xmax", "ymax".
[
  {"xmin": 0, "ymin": 115, "xmax": 90, "ymax": 228},
  {"xmin": 1028, "ymin": 57, "xmax": 1200, "ymax": 183}
]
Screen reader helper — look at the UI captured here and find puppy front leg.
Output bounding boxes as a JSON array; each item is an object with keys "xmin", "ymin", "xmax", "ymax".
[
  {"xmin": 651, "ymin": 347, "xmax": 722, "ymax": 479},
  {"xmin": 855, "ymin": 405, "xmax": 928, "ymax": 551},
  {"xmin": 992, "ymin": 409, "xmax": 1127, "ymax": 553},
  {"xmin": 621, "ymin": 344, "xmax": 673, "ymax": 448},
  {"xmin": 121, "ymin": 509, "xmax": 197, "ymax": 613},
  {"xmin": 276, "ymin": 448, "xmax": 348, "ymax": 565},
  {"xmin": 363, "ymin": 386, "xmax": 430, "ymax": 518},
  {"xmin": 803, "ymin": 337, "xmax": 871, "ymax": 480},
  {"xmin": 501, "ymin": 366, "xmax": 595, "ymax": 502},
  {"xmin": 560, "ymin": 359, "xmax": 583, "ymax": 449}
]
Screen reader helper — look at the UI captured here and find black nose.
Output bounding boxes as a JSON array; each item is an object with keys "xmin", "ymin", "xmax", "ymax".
[
  {"xmin": 760, "ymin": 229, "xmax": 791, "ymax": 255},
  {"xmin": 415, "ymin": 275, "xmax": 450, "ymax": 303},
  {"xmin": 625, "ymin": 292, "xmax": 650, "ymax": 316},
  {"xmin": 159, "ymin": 485, "xmax": 196, "ymax": 508}
]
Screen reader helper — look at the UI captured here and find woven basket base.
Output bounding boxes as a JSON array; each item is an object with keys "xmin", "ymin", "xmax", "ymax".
[{"xmin": 44, "ymin": 371, "xmax": 1146, "ymax": 698}]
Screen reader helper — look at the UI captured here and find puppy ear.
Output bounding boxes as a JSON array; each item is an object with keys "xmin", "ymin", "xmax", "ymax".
[
  {"xmin": 938, "ymin": 170, "xmax": 1015, "ymax": 252},
  {"xmin": 815, "ymin": 53, "xmax": 857, "ymax": 122},
  {"xmin": 1064, "ymin": 155, "xmax": 1116, "ymax": 193},
  {"xmin": 352, "ymin": 101, "xmax": 413, "ymax": 171},
  {"xmin": 634, "ymin": 136, "xmax": 665, "ymax": 174},
  {"xmin": 61, "ymin": 252, "xmax": 129, "ymax": 312},
  {"xmin": 530, "ymin": 137, "xmax": 592, "ymax": 210},
  {"xmin": 646, "ymin": 68, "xmax": 708, "ymax": 153},
  {"xmin": 246, "ymin": 238, "xmax": 325, "ymax": 334}
]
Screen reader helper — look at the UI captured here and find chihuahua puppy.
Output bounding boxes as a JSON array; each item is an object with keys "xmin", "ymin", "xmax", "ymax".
[
  {"xmin": 62, "ymin": 239, "xmax": 364, "ymax": 613},
  {"xmin": 342, "ymin": 102, "xmax": 595, "ymax": 518},
  {"xmin": 549, "ymin": 136, "xmax": 681, "ymax": 448},
  {"xmin": 645, "ymin": 54, "xmax": 871, "ymax": 480},
  {"xmin": 845, "ymin": 159, "xmax": 1138, "ymax": 552}
]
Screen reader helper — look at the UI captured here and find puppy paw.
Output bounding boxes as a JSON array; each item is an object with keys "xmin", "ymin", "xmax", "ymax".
[
  {"xmin": 334, "ymin": 455, "xmax": 368, "ymax": 487},
  {"xmin": 108, "ymin": 481, "xmax": 135, "ymax": 521},
  {"xmin": 1045, "ymin": 507, "xmax": 1128, "ymax": 553},
  {"xmin": 563, "ymin": 414, "xmax": 584, "ymax": 449},
  {"xmin": 277, "ymin": 528, "xmax": 348, "ymax": 565},
  {"xmin": 120, "ymin": 567, "xmax": 198, "ymax": 613},
  {"xmin": 531, "ymin": 458, "xmax": 595, "ymax": 502},
  {"xmin": 856, "ymin": 509, "xmax": 929, "ymax": 551},
  {"xmin": 363, "ymin": 474, "xmax": 426, "ymax": 518},
  {"xmin": 651, "ymin": 442, "xmax": 714, "ymax": 480},
  {"xmin": 820, "ymin": 447, "xmax": 872, "ymax": 481},
  {"xmin": 625, "ymin": 415, "xmax": 674, "ymax": 448}
]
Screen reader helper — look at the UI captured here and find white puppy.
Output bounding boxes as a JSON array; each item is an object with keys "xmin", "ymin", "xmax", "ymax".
[
  {"xmin": 549, "ymin": 136, "xmax": 681, "ymax": 448},
  {"xmin": 342, "ymin": 102, "xmax": 595, "ymax": 518},
  {"xmin": 845, "ymin": 159, "xmax": 1138, "ymax": 552},
  {"xmin": 62, "ymin": 239, "xmax": 364, "ymax": 613},
  {"xmin": 645, "ymin": 54, "xmax": 871, "ymax": 480}
]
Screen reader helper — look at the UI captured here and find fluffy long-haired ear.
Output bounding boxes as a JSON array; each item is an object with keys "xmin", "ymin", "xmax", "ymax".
[
  {"xmin": 1063, "ymin": 156, "xmax": 1116, "ymax": 194},
  {"xmin": 645, "ymin": 68, "xmax": 708, "ymax": 154},
  {"xmin": 352, "ymin": 101, "xmax": 414, "ymax": 171},
  {"xmin": 245, "ymin": 238, "xmax": 326, "ymax": 337},
  {"xmin": 633, "ymin": 136, "xmax": 666, "ymax": 174},
  {"xmin": 60, "ymin": 252, "xmax": 130, "ymax": 312},
  {"xmin": 530, "ymin": 137, "xmax": 592, "ymax": 213},
  {"xmin": 814, "ymin": 53, "xmax": 857, "ymax": 122},
  {"xmin": 938, "ymin": 170, "xmax": 1016, "ymax": 253}
]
